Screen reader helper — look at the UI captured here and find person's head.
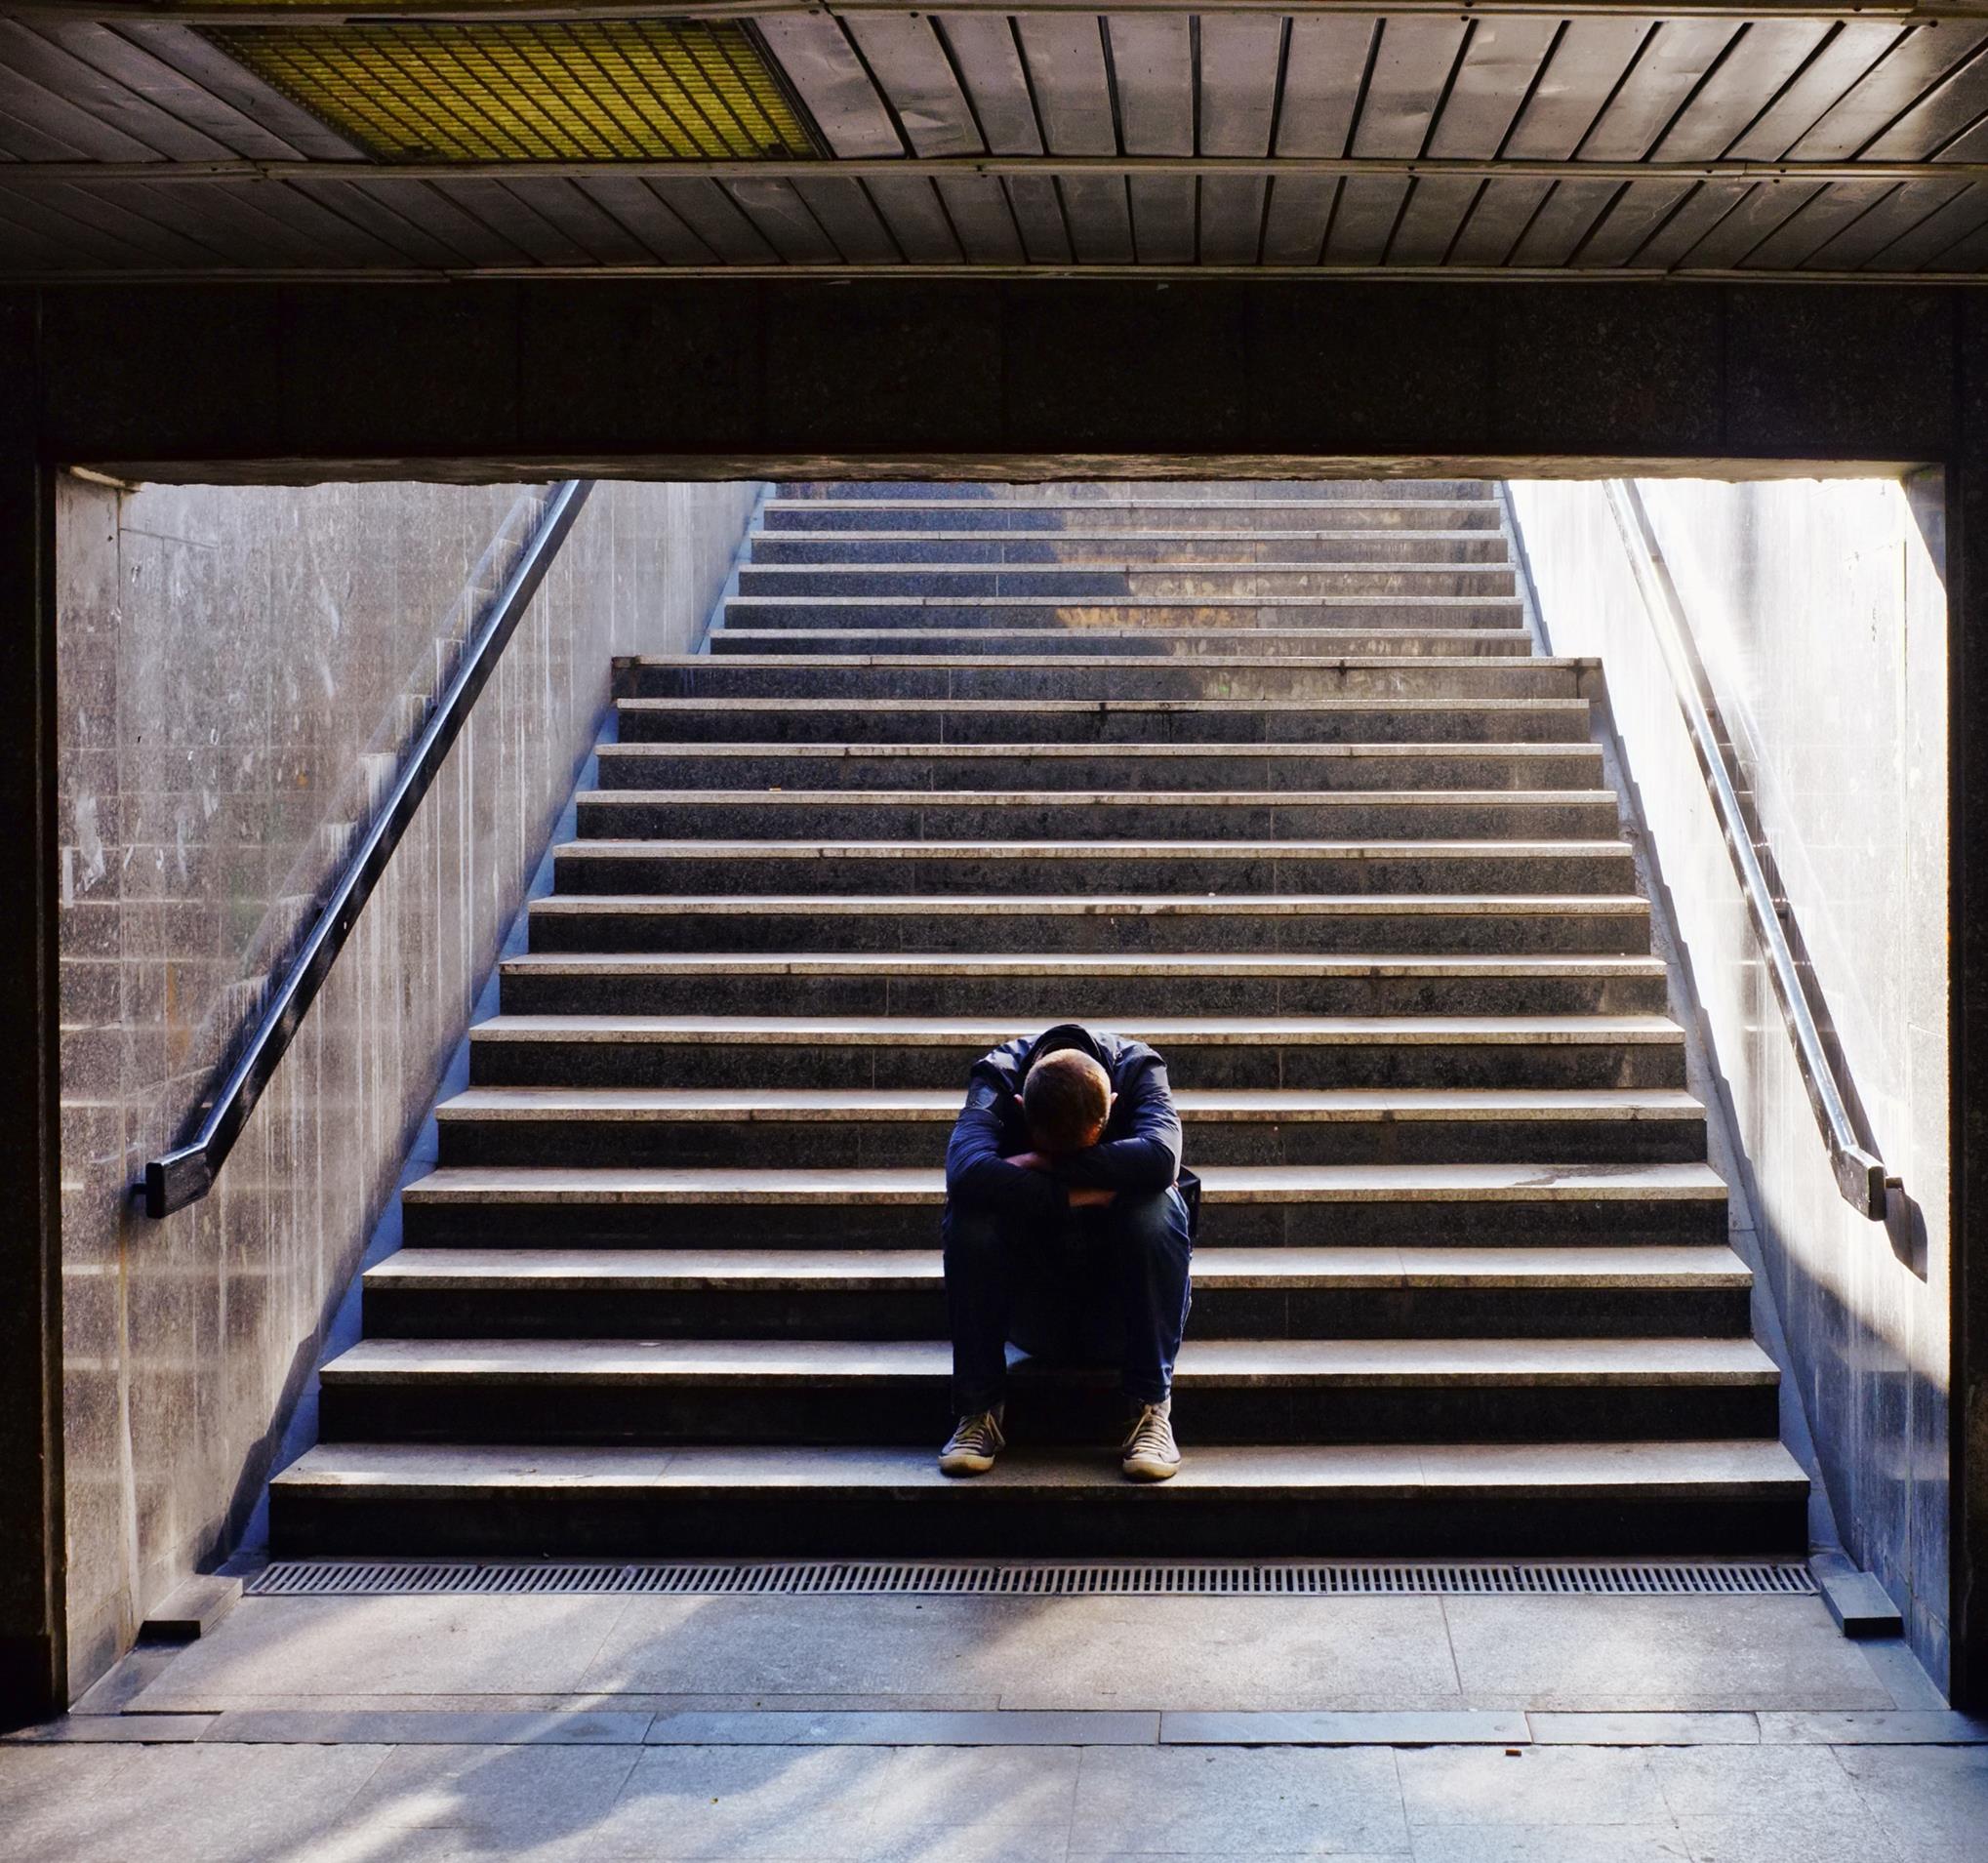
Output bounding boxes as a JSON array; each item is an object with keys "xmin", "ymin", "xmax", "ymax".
[{"xmin": 1022, "ymin": 1048, "xmax": 1114, "ymax": 1157}]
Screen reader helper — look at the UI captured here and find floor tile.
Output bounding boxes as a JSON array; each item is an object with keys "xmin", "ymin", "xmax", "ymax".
[
  {"xmin": 1649, "ymin": 1746, "xmax": 1867, "ymax": 1823},
  {"xmin": 130, "ymin": 1596, "xmax": 636, "ymax": 1707},
  {"xmin": 1070, "ymin": 1745, "xmax": 1409, "ymax": 1854},
  {"xmin": 592, "ymin": 1742, "xmax": 898, "ymax": 1859},
  {"xmin": 860, "ymin": 1744, "xmax": 1082, "ymax": 1862},
  {"xmin": 1831, "ymin": 1743, "xmax": 1988, "ymax": 1859},
  {"xmin": 0, "ymin": 1747, "xmax": 138, "ymax": 1863},
  {"xmin": 1442, "ymin": 1600, "xmax": 1894, "ymax": 1712},
  {"xmin": 588, "ymin": 1595, "xmax": 1462, "ymax": 1711},
  {"xmin": 341, "ymin": 1741, "xmax": 643, "ymax": 1843},
  {"xmin": 1528, "ymin": 1713, "xmax": 1758, "ymax": 1746},
  {"xmin": 9, "ymin": 1741, "xmax": 396, "ymax": 1863},
  {"xmin": 1407, "ymin": 1827, "xmax": 1688, "ymax": 1863},
  {"xmin": 1399, "ymin": 1746, "xmax": 1667, "ymax": 1826},
  {"xmin": 646, "ymin": 1708, "xmax": 1156, "ymax": 1744}
]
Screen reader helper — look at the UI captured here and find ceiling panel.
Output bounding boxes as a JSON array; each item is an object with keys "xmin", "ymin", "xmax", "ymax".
[{"xmin": 7, "ymin": 8, "xmax": 1988, "ymax": 279}]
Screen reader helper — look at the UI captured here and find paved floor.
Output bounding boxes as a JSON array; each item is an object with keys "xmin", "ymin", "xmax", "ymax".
[{"xmin": 6, "ymin": 1587, "xmax": 1985, "ymax": 1861}]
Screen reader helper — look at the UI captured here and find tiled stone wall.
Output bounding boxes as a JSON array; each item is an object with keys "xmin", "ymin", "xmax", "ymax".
[
  {"xmin": 1510, "ymin": 475, "xmax": 1951, "ymax": 1683},
  {"xmin": 56, "ymin": 476, "xmax": 759, "ymax": 1696}
]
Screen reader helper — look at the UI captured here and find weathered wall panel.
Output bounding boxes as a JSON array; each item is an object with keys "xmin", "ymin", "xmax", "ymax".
[
  {"xmin": 54, "ymin": 474, "xmax": 759, "ymax": 1694},
  {"xmin": 1510, "ymin": 474, "xmax": 1951, "ymax": 1679}
]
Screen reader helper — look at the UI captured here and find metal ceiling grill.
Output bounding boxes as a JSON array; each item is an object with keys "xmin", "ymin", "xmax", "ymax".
[
  {"xmin": 249, "ymin": 1559, "xmax": 1819, "ymax": 1600},
  {"xmin": 205, "ymin": 19, "xmax": 818, "ymax": 163}
]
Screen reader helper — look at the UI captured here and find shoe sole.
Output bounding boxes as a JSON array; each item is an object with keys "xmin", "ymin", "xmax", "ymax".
[
  {"xmin": 1122, "ymin": 1457, "xmax": 1182, "ymax": 1481},
  {"xmin": 939, "ymin": 1452, "xmax": 998, "ymax": 1477}
]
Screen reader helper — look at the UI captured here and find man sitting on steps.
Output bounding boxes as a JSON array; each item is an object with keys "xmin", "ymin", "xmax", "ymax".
[{"xmin": 938, "ymin": 1022, "xmax": 1197, "ymax": 1483}]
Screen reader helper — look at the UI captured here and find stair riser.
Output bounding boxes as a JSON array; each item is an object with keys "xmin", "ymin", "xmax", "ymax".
[
  {"xmin": 270, "ymin": 1485, "xmax": 1806, "ymax": 1559},
  {"xmin": 364, "ymin": 1283, "xmax": 1752, "ymax": 1342},
  {"xmin": 467, "ymin": 1039, "xmax": 1687, "ymax": 1092},
  {"xmin": 613, "ymin": 704, "xmax": 1595, "ymax": 746},
  {"xmin": 734, "ymin": 571, "xmax": 1521, "ymax": 598},
  {"xmin": 400, "ymin": 1197, "xmax": 1730, "ymax": 1250},
  {"xmin": 616, "ymin": 665, "xmax": 1584, "ymax": 702},
  {"xmin": 573, "ymin": 799, "xmax": 1625, "ymax": 842},
  {"xmin": 318, "ymin": 1381, "xmax": 1779, "ymax": 1448},
  {"xmin": 497, "ymin": 972, "xmax": 1673, "ymax": 1018},
  {"xmin": 435, "ymin": 1114, "xmax": 1707, "ymax": 1170},
  {"xmin": 751, "ymin": 536, "xmax": 1516, "ymax": 565},
  {"xmin": 595, "ymin": 750, "xmax": 1608, "ymax": 791},
  {"xmin": 710, "ymin": 631, "xmax": 1538, "ymax": 659},
  {"xmin": 549, "ymin": 851, "xmax": 1641, "ymax": 897},
  {"xmin": 758, "ymin": 506, "xmax": 1506, "ymax": 533},
  {"xmin": 524, "ymin": 907, "xmax": 1654, "ymax": 957}
]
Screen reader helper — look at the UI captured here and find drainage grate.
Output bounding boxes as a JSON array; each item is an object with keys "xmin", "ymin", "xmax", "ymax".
[{"xmin": 248, "ymin": 1559, "xmax": 1818, "ymax": 1600}]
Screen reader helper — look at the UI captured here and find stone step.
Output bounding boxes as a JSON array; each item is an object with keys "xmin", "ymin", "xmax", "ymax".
[
  {"xmin": 435, "ymin": 1084, "xmax": 1707, "ymax": 1169},
  {"xmin": 549, "ymin": 838, "xmax": 1641, "ymax": 899},
  {"xmin": 314, "ymin": 1332, "xmax": 1780, "ymax": 1446},
  {"xmin": 751, "ymin": 530, "xmax": 1516, "ymax": 564},
  {"xmin": 362, "ymin": 1242, "xmax": 1754, "ymax": 1341},
  {"xmin": 571, "ymin": 790, "xmax": 1624, "ymax": 843},
  {"xmin": 524, "ymin": 893, "xmax": 1655, "ymax": 956},
  {"xmin": 709, "ymin": 628, "xmax": 1539, "ymax": 659},
  {"xmin": 734, "ymin": 567, "xmax": 1521, "ymax": 597},
  {"xmin": 465, "ymin": 1012, "xmax": 1687, "ymax": 1092},
  {"xmin": 727, "ymin": 592, "xmax": 1522, "ymax": 619},
  {"xmin": 777, "ymin": 481, "xmax": 1493, "ymax": 501},
  {"xmin": 269, "ymin": 1438, "xmax": 1810, "ymax": 1559},
  {"xmin": 614, "ymin": 656, "xmax": 1589, "ymax": 702},
  {"xmin": 759, "ymin": 502, "xmax": 1506, "ymax": 533},
  {"xmin": 612, "ymin": 697, "xmax": 1595, "ymax": 747},
  {"xmin": 399, "ymin": 1158, "xmax": 1727, "ymax": 1250},
  {"xmin": 594, "ymin": 742, "xmax": 1606, "ymax": 790},
  {"xmin": 496, "ymin": 952, "xmax": 1672, "ymax": 1018}
]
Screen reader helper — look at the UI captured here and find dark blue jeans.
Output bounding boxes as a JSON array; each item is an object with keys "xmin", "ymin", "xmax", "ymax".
[{"xmin": 942, "ymin": 1185, "xmax": 1194, "ymax": 1415}]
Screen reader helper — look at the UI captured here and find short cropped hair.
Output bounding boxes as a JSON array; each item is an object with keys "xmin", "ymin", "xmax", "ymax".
[{"xmin": 1022, "ymin": 1049, "xmax": 1112, "ymax": 1155}]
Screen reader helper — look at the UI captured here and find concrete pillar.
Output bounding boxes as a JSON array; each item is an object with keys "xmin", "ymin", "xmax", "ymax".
[{"xmin": 0, "ymin": 296, "xmax": 64, "ymax": 1730}]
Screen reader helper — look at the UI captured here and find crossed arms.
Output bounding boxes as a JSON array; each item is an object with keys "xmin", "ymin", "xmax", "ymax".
[{"xmin": 943, "ymin": 1060, "xmax": 1184, "ymax": 1223}]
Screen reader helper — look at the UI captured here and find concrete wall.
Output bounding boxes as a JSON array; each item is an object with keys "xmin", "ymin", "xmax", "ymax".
[
  {"xmin": 55, "ymin": 475, "xmax": 758, "ymax": 1696},
  {"xmin": 1509, "ymin": 476, "xmax": 1951, "ymax": 1681}
]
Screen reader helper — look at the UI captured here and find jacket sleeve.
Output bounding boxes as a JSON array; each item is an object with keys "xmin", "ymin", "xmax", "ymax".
[
  {"xmin": 945, "ymin": 1079, "xmax": 1071, "ymax": 1223},
  {"xmin": 1056, "ymin": 1060, "xmax": 1183, "ymax": 1192}
]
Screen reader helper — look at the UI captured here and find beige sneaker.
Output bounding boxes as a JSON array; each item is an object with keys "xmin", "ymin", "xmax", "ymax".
[
  {"xmin": 939, "ymin": 1405, "xmax": 1006, "ymax": 1477},
  {"xmin": 1121, "ymin": 1397, "xmax": 1181, "ymax": 1481}
]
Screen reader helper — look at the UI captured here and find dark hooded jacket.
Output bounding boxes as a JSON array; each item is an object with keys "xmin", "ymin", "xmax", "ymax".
[{"xmin": 943, "ymin": 1022, "xmax": 1199, "ymax": 1235}]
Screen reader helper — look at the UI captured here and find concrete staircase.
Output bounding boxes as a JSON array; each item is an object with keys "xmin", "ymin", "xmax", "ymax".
[{"xmin": 271, "ymin": 480, "xmax": 1811, "ymax": 1559}]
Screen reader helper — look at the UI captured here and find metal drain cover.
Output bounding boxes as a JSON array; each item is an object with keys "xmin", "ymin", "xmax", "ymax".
[{"xmin": 248, "ymin": 1559, "xmax": 1818, "ymax": 1600}]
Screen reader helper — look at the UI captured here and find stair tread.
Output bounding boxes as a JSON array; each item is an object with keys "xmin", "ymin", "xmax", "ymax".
[
  {"xmin": 468, "ymin": 1013, "xmax": 1683, "ymax": 1043},
  {"xmin": 437, "ymin": 1085, "xmax": 1703, "ymax": 1121},
  {"xmin": 402, "ymin": 1159, "xmax": 1726, "ymax": 1202},
  {"xmin": 503, "ymin": 952, "xmax": 1668, "ymax": 975},
  {"xmin": 271, "ymin": 1437, "xmax": 1808, "ymax": 1497},
  {"xmin": 754, "ymin": 529, "xmax": 1505, "ymax": 542},
  {"xmin": 530, "ymin": 893, "xmax": 1650, "ymax": 915},
  {"xmin": 579, "ymin": 789, "xmax": 1616, "ymax": 806},
  {"xmin": 601, "ymin": 742, "xmax": 1600, "ymax": 756},
  {"xmin": 558, "ymin": 837, "xmax": 1633, "ymax": 857},
  {"xmin": 740, "ymin": 559, "xmax": 1509, "ymax": 572},
  {"xmin": 616, "ymin": 697, "xmax": 1589, "ymax": 712},
  {"xmin": 622, "ymin": 654, "xmax": 1592, "ymax": 669},
  {"xmin": 367, "ymin": 1243, "xmax": 1751, "ymax": 1290},
  {"xmin": 321, "ymin": 1334, "xmax": 1777, "ymax": 1384}
]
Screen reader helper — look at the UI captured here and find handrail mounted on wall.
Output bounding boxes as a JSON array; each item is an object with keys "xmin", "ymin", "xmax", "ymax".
[
  {"xmin": 1602, "ymin": 478, "xmax": 1896, "ymax": 1222},
  {"xmin": 141, "ymin": 478, "xmax": 596, "ymax": 1220}
]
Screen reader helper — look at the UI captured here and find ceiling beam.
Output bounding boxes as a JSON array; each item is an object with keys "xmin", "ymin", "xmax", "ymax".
[
  {"xmin": 6, "ymin": 2, "xmax": 1981, "ymax": 24},
  {"xmin": 4, "ymin": 154, "xmax": 1987, "ymax": 185}
]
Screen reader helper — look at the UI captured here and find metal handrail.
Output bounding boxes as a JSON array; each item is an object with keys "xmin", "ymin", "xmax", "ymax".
[
  {"xmin": 141, "ymin": 478, "xmax": 596, "ymax": 1220},
  {"xmin": 1602, "ymin": 478, "xmax": 1896, "ymax": 1222}
]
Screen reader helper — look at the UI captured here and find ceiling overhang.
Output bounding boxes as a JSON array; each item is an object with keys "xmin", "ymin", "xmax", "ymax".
[{"xmin": 8, "ymin": 4, "xmax": 1988, "ymax": 280}]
